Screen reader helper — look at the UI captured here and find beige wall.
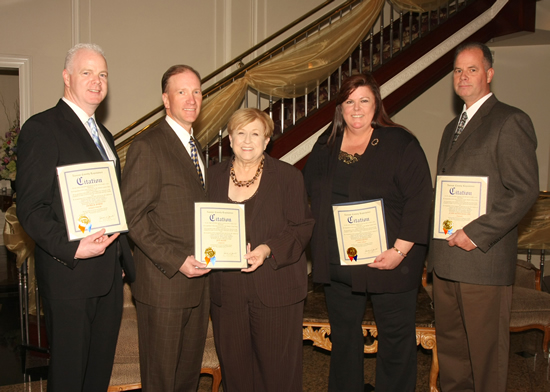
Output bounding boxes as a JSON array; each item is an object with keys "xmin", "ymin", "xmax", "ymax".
[
  {"xmin": 1, "ymin": 0, "xmax": 72, "ymax": 119},
  {"xmin": 0, "ymin": 0, "xmax": 336, "ymax": 135},
  {"xmin": 393, "ymin": 0, "xmax": 550, "ymax": 191},
  {"xmin": 1, "ymin": 0, "xmax": 548, "ymax": 189},
  {"xmin": 490, "ymin": 45, "xmax": 550, "ymax": 191},
  {"xmin": 392, "ymin": 44, "xmax": 550, "ymax": 192}
]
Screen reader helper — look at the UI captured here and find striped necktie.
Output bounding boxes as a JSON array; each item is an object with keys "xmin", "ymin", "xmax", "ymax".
[
  {"xmin": 87, "ymin": 117, "xmax": 109, "ymax": 160},
  {"xmin": 451, "ymin": 112, "xmax": 468, "ymax": 148},
  {"xmin": 189, "ymin": 137, "xmax": 205, "ymax": 189}
]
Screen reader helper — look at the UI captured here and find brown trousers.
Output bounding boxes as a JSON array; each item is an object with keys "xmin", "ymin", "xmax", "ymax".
[
  {"xmin": 433, "ymin": 272, "xmax": 513, "ymax": 392},
  {"xmin": 210, "ymin": 271, "xmax": 304, "ymax": 392},
  {"xmin": 135, "ymin": 282, "xmax": 210, "ymax": 392}
]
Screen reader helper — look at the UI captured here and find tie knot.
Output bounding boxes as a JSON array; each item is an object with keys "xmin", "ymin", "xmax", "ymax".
[{"xmin": 189, "ymin": 137, "xmax": 196, "ymax": 147}]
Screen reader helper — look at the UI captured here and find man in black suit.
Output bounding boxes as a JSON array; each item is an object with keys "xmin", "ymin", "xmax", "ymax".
[{"xmin": 17, "ymin": 43, "xmax": 135, "ymax": 392}]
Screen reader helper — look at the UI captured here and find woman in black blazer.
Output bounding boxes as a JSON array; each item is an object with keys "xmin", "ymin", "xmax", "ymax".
[
  {"xmin": 208, "ymin": 108, "xmax": 314, "ymax": 392},
  {"xmin": 303, "ymin": 73, "xmax": 432, "ymax": 392}
]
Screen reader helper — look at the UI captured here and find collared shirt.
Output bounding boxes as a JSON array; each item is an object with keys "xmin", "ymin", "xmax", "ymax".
[
  {"xmin": 165, "ymin": 115, "xmax": 206, "ymax": 186},
  {"xmin": 62, "ymin": 97, "xmax": 117, "ymax": 163},
  {"xmin": 460, "ymin": 92, "xmax": 493, "ymax": 128},
  {"xmin": 458, "ymin": 93, "xmax": 492, "ymax": 250}
]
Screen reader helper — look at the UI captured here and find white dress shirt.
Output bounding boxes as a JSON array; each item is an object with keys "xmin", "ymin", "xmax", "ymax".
[
  {"xmin": 165, "ymin": 115, "xmax": 206, "ymax": 186},
  {"xmin": 62, "ymin": 97, "xmax": 117, "ymax": 163},
  {"xmin": 460, "ymin": 92, "xmax": 493, "ymax": 128}
]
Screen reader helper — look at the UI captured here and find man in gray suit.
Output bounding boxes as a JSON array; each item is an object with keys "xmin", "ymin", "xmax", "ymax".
[
  {"xmin": 428, "ymin": 42, "xmax": 539, "ymax": 392},
  {"xmin": 122, "ymin": 65, "xmax": 209, "ymax": 391}
]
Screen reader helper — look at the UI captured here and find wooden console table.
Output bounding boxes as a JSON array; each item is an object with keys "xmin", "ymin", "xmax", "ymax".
[{"xmin": 302, "ymin": 278, "xmax": 439, "ymax": 392}]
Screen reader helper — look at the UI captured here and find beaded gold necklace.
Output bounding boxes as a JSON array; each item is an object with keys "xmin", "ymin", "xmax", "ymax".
[{"xmin": 230, "ymin": 156, "xmax": 265, "ymax": 187}]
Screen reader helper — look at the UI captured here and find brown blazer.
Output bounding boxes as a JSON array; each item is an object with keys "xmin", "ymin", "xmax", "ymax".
[
  {"xmin": 428, "ymin": 95, "xmax": 539, "ymax": 286},
  {"xmin": 122, "ymin": 118, "xmax": 208, "ymax": 308},
  {"xmin": 208, "ymin": 153, "xmax": 314, "ymax": 307}
]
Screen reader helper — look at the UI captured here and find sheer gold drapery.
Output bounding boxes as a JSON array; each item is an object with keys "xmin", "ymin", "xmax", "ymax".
[
  {"xmin": 193, "ymin": 0, "xmax": 446, "ymax": 147},
  {"xmin": 116, "ymin": 0, "xmax": 447, "ymax": 163},
  {"xmin": 518, "ymin": 193, "xmax": 550, "ymax": 250},
  {"xmin": 391, "ymin": 0, "xmax": 448, "ymax": 13},
  {"xmin": 193, "ymin": 0, "xmax": 384, "ymax": 146},
  {"xmin": 4, "ymin": 204, "xmax": 41, "ymax": 315}
]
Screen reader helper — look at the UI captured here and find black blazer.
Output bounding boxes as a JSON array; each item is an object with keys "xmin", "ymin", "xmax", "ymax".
[
  {"xmin": 17, "ymin": 99, "xmax": 135, "ymax": 300},
  {"xmin": 208, "ymin": 153, "xmax": 314, "ymax": 307},
  {"xmin": 303, "ymin": 126, "xmax": 432, "ymax": 293}
]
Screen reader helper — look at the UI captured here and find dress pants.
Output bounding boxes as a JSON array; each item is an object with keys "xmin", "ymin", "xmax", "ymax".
[
  {"xmin": 210, "ymin": 271, "xmax": 304, "ymax": 392},
  {"xmin": 135, "ymin": 282, "xmax": 210, "ymax": 392},
  {"xmin": 324, "ymin": 278, "xmax": 418, "ymax": 392},
  {"xmin": 42, "ymin": 269, "xmax": 123, "ymax": 392},
  {"xmin": 433, "ymin": 272, "xmax": 513, "ymax": 392}
]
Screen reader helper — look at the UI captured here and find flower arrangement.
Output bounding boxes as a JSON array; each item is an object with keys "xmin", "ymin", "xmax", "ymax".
[{"xmin": 0, "ymin": 98, "xmax": 20, "ymax": 181}]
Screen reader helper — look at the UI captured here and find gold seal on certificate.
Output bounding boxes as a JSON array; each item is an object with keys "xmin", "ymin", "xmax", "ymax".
[
  {"xmin": 77, "ymin": 215, "xmax": 92, "ymax": 233},
  {"xmin": 442, "ymin": 219, "xmax": 453, "ymax": 235},
  {"xmin": 56, "ymin": 161, "xmax": 128, "ymax": 241},
  {"xmin": 346, "ymin": 247, "xmax": 358, "ymax": 262},
  {"xmin": 204, "ymin": 247, "xmax": 217, "ymax": 267},
  {"xmin": 433, "ymin": 175, "xmax": 488, "ymax": 239},
  {"xmin": 195, "ymin": 202, "xmax": 248, "ymax": 269},
  {"xmin": 332, "ymin": 199, "xmax": 388, "ymax": 265}
]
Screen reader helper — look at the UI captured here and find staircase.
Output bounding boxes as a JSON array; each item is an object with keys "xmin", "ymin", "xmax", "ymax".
[
  {"xmin": 268, "ymin": 0, "xmax": 536, "ymax": 169},
  {"xmin": 114, "ymin": 0, "xmax": 536, "ymax": 169}
]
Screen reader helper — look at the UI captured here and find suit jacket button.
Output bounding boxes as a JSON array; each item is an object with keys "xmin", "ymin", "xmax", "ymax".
[{"xmin": 442, "ymin": 168, "xmax": 446, "ymax": 173}]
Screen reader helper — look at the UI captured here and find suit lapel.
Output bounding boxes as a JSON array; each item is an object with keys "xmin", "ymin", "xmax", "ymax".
[
  {"xmin": 97, "ymin": 123, "xmax": 116, "ymax": 156},
  {"xmin": 194, "ymin": 137, "xmax": 208, "ymax": 191},
  {"xmin": 250, "ymin": 154, "xmax": 276, "ymax": 224},
  {"xmin": 159, "ymin": 120, "xmax": 206, "ymax": 191},
  {"xmin": 97, "ymin": 123, "xmax": 123, "ymax": 179},
  {"xmin": 444, "ymin": 117, "xmax": 459, "ymax": 152},
  {"xmin": 57, "ymin": 100, "xmax": 109, "ymax": 163},
  {"xmin": 215, "ymin": 160, "xmax": 231, "ymax": 202},
  {"xmin": 443, "ymin": 95, "xmax": 497, "ymax": 164},
  {"xmin": 194, "ymin": 137, "xmax": 207, "ymax": 167}
]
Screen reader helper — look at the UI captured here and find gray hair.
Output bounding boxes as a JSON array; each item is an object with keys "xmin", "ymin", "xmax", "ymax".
[{"xmin": 64, "ymin": 43, "xmax": 106, "ymax": 73}]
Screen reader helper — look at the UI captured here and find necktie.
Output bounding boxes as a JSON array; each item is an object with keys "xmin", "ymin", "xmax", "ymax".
[
  {"xmin": 189, "ymin": 137, "xmax": 205, "ymax": 189},
  {"xmin": 451, "ymin": 112, "xmax": 468, "ymax": 148},
  {"xmin": 87, "ymin": 118, "xmax": 109, "ymax": 160}
]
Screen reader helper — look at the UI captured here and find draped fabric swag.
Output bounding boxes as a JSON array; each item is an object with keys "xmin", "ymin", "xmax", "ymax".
[
  {"xmin": 4, "ymin": 204, "xmax": 40, "ymax": 315},
  {"xmin": 192, "ymin": 0, "xmax": 446, "ymax": 147}
]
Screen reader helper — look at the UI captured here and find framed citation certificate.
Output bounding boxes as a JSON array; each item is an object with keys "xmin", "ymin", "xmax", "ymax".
[
  {"xmin": 332, "ymin": 199, "xmax": 388, "ymax": 266},
  {"xmin": 57, "ymin": 161, "xmax": 128, "ymax": 241},
  {"xmin": 195, "ymin": 202, "xmax": 248, "ymax": 269},
  {"xmin": 433, "ymin": 175, "xmax": 488, "ymax": 239}
]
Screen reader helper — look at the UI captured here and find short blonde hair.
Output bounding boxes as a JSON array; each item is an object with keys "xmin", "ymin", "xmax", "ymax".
[{"xmin": 227, "ymin": 108, "xmax": 274, "ymax": 138}]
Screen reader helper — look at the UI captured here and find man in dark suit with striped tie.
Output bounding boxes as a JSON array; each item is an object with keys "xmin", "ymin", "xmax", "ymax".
[
  {"xmin": 17, "ymin": 43, "xmax": 135, "ymax": 392},
  {"xmin": 428, "ymin": 42, "xmax": 539, "ymax": 392},
  {"xmin": 122, "ymin": 65, "xmax": 210, "ymax": 392}
]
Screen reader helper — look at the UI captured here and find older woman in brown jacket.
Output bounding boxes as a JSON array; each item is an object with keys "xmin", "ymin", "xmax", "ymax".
[{"xmin": 208, "ymin": 108, "xmax": 314, "ymax": 392}]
